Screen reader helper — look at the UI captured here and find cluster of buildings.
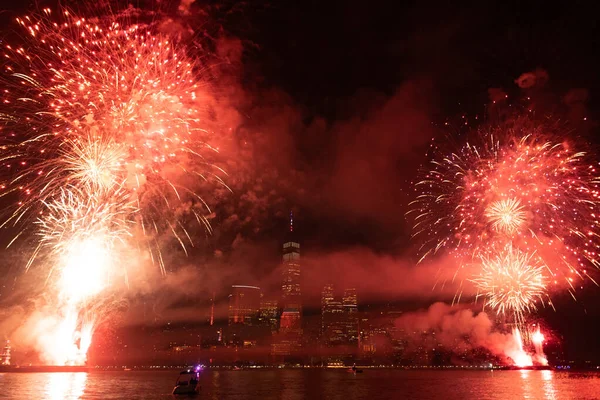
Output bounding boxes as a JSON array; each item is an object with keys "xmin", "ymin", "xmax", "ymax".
[
  {"xmin": 89, "ymin": 214, "xmax": 568, "ymax": 367},
  {"xmin": 320, "ymin": 286, "xmax": 358, "ymax": 346},
  {"xmin": 92, "ymin": 214, "xmax": 393, "ymax": 366},
  {"xmin": 222, "ymin": 213, "xmax": 360, "ymax": 361}
]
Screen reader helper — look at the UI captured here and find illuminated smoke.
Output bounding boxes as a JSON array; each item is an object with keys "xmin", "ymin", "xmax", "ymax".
[
  {"xmin": 0, "ymin": 8, "xmax": 227, "ymax": 364},
  {"xmin": 531, "ymin": 327, "xmax": 548, "ymax": 365},
  {"xmin": 394, "ymin": 302, "xmax": 541, "ymax": 367},
  {"xmin": 410, "ymin": 117, "xmax": 600, "ymax": 318}
]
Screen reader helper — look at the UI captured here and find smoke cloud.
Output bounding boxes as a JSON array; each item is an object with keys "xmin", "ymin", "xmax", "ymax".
[
  {"xmin": 394, "ymin": 302, "xmax": 536, "ymax": 365},
  {"xmin": 515, "ymin": 69, "xmax": 549, "ymax": 89},
  {"xmin": 1, "ymin": 0, "xmax": 595, "ymax": 365}
]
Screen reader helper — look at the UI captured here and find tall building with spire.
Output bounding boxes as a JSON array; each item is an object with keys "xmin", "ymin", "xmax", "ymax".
[
  {"xmin": 280, "ymin": 211, "xmax": 301, "ymax": 329},
  {"xmin": 274, "ymin": 210, "xmax": 303, "ymax": 361}
]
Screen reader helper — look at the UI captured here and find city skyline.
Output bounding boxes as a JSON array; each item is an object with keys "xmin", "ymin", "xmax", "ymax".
[
  {"xmin": 77, "ymin": 219, "xmax": 569, "ymax": 367},
  {"xmin": 0, "ymin": 0, "xmax": 600, "ymax": 371},
  {"xmin": 0, "ymin": 201, "xmax": 593, "ymax": 366}
]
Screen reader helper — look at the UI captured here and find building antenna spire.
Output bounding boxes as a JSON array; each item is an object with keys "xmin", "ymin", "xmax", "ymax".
[
  {"xmin": 289, "ymin": 210, "xmax": 294, "ymax": 232},
  {"xmin": 209, "ymin": 291, "xmax": 215, "ymax": 326}
]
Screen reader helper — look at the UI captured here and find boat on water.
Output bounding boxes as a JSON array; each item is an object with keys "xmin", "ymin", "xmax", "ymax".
[
  {"xmin": 348, "ymin": 364, "xmax": 363, "ymax": 374},
  {"xmin": 172, "ymin": 368, "xmax": 201, "ymax": 395}
]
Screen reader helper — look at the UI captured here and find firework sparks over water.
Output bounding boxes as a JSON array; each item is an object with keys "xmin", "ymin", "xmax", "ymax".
[
  {"xmin": 409, "ymin": 117, "xmax": 600, "ymax": 364},
  {"xmin": 0, "ymin": 9, "xmax": 227, "ymax": 365},
  {"xmin": 410, "ymin": 118, "xmax": 600, "ymax": 303}
]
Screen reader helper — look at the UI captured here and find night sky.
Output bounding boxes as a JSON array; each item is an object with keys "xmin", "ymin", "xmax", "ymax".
[
  {"xmin": 2, "ymin": 0, "xmax": 600, "ymax": 361},
  {"xmin": 211, "ymin": 0, "xmax": 600, "ymax": 251}
]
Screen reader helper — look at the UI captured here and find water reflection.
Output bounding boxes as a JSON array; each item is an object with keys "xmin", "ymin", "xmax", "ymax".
[
  {"xmin": 209, "ymin": 371, "xmax": 221, "ymax": 400},
  {"xmin": 541, "ymin": 370, "xmax": 557, "ymax": 400},
  {"xmin": 280, "ymin": 370, "xmax": 304, "ymax": 400},
  {"xmin": 1, "ymin": 369, "xmax": 599, "ymax": 400},
  {"xmin": 43, "ymin": 373, "xmax": 87, "ymax": 400},
  {"xmin": 517, "ymin": 370, "xmax": 559, "ymax": 400},
  {"xmin": 519, "ymin": 370, "xmax": 534, "ymax": 399}
]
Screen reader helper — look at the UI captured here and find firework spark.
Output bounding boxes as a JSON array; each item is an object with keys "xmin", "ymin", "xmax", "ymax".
[
  {"xmin": 485, "ymin": 198, "xmax": 526, "ymax": 234},
  {"xmin": 472, "ymin": 245, "xmax": 548, "ymax": 324},
  {"xmin": 1, "ymin": 9, "xmax": 224, "ymax": 245},
  {"xmin": 0, "ymin": 9, "xmax": 227, "ymax": 365},
  {"xmin": 410, "ymin": 118, "xmax": 600, "ymax": 300}
]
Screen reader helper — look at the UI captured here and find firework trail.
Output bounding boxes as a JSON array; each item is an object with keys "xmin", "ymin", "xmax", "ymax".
[
  {"xmin": 0, "ymin": 9, "xmax": 227, "ymax": 364},
  {"xmin": 531, "ymin": 326, "xmax": 548, "ymax": 365},
  {"xmin": 506, "ymin": 327, "xmax": 533, "ymax": 367}
]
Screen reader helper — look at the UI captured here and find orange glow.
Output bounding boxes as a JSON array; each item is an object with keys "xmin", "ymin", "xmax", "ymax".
[
  {"xmin": 58, "ymin": 235, "xmax": 112, "ymax": 305},
  {"xmin": 44, "ymin": 372, "xmax": 87, "ymax": 400},
  {"xmin": 507, "ymin": 328, "xmax": 533, "ymax": 367},
  {"xmin": 1, "ymin": 8, "xmax": 227, "ymax": 365},
  {"xmin": 532, "ymin": 328, "xmax": 545, "ymax": 345},
  {"xmin": 410, "ymin": 118, "xmax": 600, "ymax": 321}
]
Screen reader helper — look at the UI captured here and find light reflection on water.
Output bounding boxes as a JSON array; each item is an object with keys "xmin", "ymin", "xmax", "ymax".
[
  {"xmin": 541, "ymin": 370, "xmax": 557, "ymax": 400},
  {"xmin": 519, "ymin": 370, "xmax": 534, "ymax": 399},
  {"xmin": 44, "ymin": 373, "xmax": 87, "ymax": 400},
  {"xmin": 0, "ymin": 369, "xmax": 599, "ymax": 399}
]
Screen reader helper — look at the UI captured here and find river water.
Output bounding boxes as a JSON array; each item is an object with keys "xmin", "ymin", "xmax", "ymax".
[{"xmin": 1, "ymin": 369, "xmax": 599, "ymax": 399}]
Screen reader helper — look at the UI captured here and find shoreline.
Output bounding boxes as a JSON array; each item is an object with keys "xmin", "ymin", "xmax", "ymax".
[{"xmin": 2, "ymin": 365, "xmax": 597, "ymax": 373}]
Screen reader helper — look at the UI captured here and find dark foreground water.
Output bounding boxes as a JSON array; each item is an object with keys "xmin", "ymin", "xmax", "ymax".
[{"xmin": 1, "ymin": 369, "xmax": 600, "ymax": 400}]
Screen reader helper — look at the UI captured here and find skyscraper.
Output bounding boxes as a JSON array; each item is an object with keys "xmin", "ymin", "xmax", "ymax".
[
  {"xmin": 281, "ymin": 211, "xmax": 301, "ymax": 328},
  {"xmin": 321, "ymin": 284, "xmax": 346, "ymax": 345},
  {"xmin": 342, "ymin": 288, "xmax": 358, "ymax": 312},
  {"xmin": 273, "ymin": 212, "xmax": 303, "ymax": 358},
  {"xmin": 321, "ymin": 284, "xmax": 335, "ymax": 334},
  {"xmin": 321, "ymin": 286, "xmax": 359, "ymax": 346},
  {"xmin": 228, "ymin": 285, "xmax": 261, "ymax": 326},
  {"xmin": 343, "ymin": 288, "xmax": 359, "ymax": 344},
  {"xmin": 259, "ymin": 296, "xmax": 279, "ymax": 332}
]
